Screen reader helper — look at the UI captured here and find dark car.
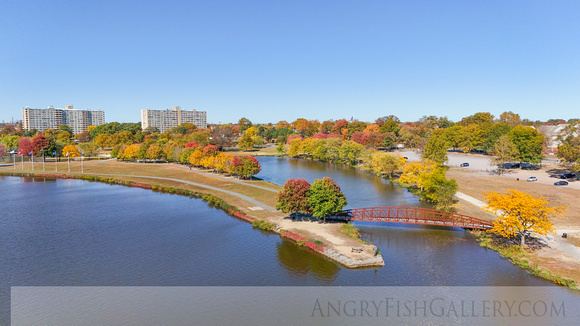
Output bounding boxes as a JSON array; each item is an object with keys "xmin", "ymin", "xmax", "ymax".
[
  {"xmin": 503, "ymin": 162, "xmax": 520, "ymax": 169},
  {"xmin": 554, "ymin": 180, "xmax": 569, "ymax": 186},
  {"xmin": 560, "ymin": 173, "xmax": 576, "ymax": 179},
  {"xmin": 460, "ymin": 163, "xmax": 469, "ymax": 167}
]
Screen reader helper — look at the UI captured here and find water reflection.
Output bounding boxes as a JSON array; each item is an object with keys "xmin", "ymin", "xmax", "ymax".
[{"xmin": 276, "ymin": 240, "xmax": 340, "ymax": 284}]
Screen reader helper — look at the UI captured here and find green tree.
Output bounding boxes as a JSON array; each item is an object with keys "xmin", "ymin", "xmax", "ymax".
[
  {"xmin": 422, "ymin": 129, "xmax": 449, "ymax": 164},
  {"xmin": 508, "ymin": 126, "xmax": 544, "ymax": 163},
  {"xmin": 78, "ymin": 142, "xmax": 99, "ymax": 157},
  {"xmin": 307, "ymin": 177, "xmax": 348, "ymax": 219},
  {"xmin": 490, "ymin": 135, "xmax": 519, "ymax": 175},
  {"xmin": 379, "ymin": 120, "xmax": 400, "ymax": 135}
]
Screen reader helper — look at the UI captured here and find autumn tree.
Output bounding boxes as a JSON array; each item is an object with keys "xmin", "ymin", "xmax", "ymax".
[
  {"xmin": 237, "ymin": 132, "xmax": 255, "ymax": 150},
  {"xmin": 0, "ymin": 143, "xmax": 5, "ymax": 158},
  {"xmin": 18, "ymin": 137, "xmax": 34, "ymax": 156},
  {"xmin": 62, "ymin": 145, "xmax": 80, "ymax": 158},
  {"xmin": 202, "ymin": 144, "xmax": 219, "ymax": 157},
  {"xmin": 365, "ymin": 151, "xmax": 406, "ymax": 178},
  {"xmin": 275, "ymin": 178, "xmax": 312, "ymax": 215},
  {"xmin": 229, "ymin": 156, "xmax": 261, "ymax": 179},
  {"xmin": 399, "ymin": 160, "xmax": 437, "ymax": 191},
  {"xmin": 188, "ymin": 149, "xmax": 204, "ymax": 166},
  {"xmin": 485, "ymin": 190, "xmax": 565, "ymax": 247},
  {"xmin": 122, "ymin": 144, "xmax": 140, "ymax": 160},
  {"xmin": 307, "ymin": 177, "xmax": 348, "ymax": 219},
  {"xmin": 31, "ymin": 134, "xmax": 49, "ymax": 156},
  {"xmin": 146, "ymin": 144, "xmax": 162, "ymax": 160}
]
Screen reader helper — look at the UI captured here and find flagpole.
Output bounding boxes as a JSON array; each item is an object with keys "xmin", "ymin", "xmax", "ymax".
[
  {"xmin": 55, "ymin": 152, "xmax": 57, "ymax": 172},
  {"xmin": 81, "ymin": 153, "xmax": 84, "ymax": 173},
  {"xmin": 13, "ymin": 153, "xmax": 15, "ymax": 169},
  {"xmin": 31, "ymin": 153, "xmax": 34, "ymax": 171},
  {"xmin": 42, "ymin": 147, "xmax": 45, "ymax": 172},
  {"xmin": 21, "ymin": 154, "xmax": 23, "ymax": 170},
  {"xmin": 67, "ymin": 153, "xmax": 70, "ymax": 173}
]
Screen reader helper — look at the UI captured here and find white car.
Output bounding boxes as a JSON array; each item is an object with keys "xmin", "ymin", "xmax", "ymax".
[{"xmin": 527, "ymin": 176, "xmax": 537, "ymax": 182}]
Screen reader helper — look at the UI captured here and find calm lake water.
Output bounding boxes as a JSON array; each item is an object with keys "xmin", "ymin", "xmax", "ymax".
[{"xmin": 1, "ymin": 157, "xmax": 578, "ymax": 323}]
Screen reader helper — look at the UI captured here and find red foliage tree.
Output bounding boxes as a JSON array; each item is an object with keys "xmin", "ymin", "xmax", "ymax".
[
  {"xmin": 32, "ymin": 134, "xmax": 49, "ymax": 155},
  {"xmin": 331, "ymin": 119, "xmax": 349, "ymax": 134},
  {"xmin": 230, "ymin": 156, "xmax": 261, "ymax": 178},
  {"xmin": 351, "ymin": 131, "xmax": 371, "ymax": 146},
  {"xmin": 186, "ymin": 142, "xmax": 200, "ymax": 148},
  {"xmin": 202, "ymin": 144, "xmax": 219, "ymax": 157},
  {"xmin": 18, "ymin": 137, "xmax": 34, "ymax": 156},
  {"xmin": 275, "ymin": 178, "xmax": 312, "ymax": 214},
  {"xmin": 0, "ymin": 143, "xmax": 5, "ymax": 158}
]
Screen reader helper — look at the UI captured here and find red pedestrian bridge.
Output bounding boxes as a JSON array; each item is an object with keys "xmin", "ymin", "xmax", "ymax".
[{"xmin": 335, "ymin": 207, "xmax": 493, "ymax": 230}]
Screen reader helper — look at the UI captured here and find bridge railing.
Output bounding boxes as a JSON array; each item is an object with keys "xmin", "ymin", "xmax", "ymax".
[{"xmin": 342, "ymin": 206, "xmax": 493, "ymax": 229}]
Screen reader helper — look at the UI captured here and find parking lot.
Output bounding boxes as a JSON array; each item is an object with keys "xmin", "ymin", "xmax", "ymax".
[{"xmin": 398, "ymin": 149, "xmax": 579, "ymax": 190}]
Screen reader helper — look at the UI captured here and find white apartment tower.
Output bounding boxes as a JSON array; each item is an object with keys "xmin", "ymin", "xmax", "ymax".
[
  {"xmin": 141, "ymin": 106, "xmax": 207, "ymax": 133},
  {"xmin": 22, "ymin": 105, "xmax": 105, "ymax": 134}
]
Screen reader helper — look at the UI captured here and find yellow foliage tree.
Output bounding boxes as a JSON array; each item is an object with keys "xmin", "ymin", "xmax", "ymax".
[
  {"xmin": 370, "ymin": 152, "xmax": 406, "ymax": 178},
  {"xmin": 288, "ymin": 138, "xmax": 303, "ymax": 157},
  {"xmin": 62, "ymin": 145, "xmax": 80, "ymax": 158},
  {"xmin": 122, "ymin": 144, "xmax": 140, "ymax": 160},
  {"xmin": 146, "ymin": 144, "xmax": 162, "ymax": 160},
  {"xmin": 188, "ymin": 150, "xmax": 204, "ymax": 167},
  {"xmin": 363, "ymin": 124, "xmax": 380, "ymax": 133},
  {"xmin": 484, "ymin": 190, "xmax": 566, "ymax": 247},
  {"xmin": 201, "ymin": 155, "xmax": 215, "ymax": 169},
  {"xmin": 399, "ymin": 160, "xmax": 437, "ymax": 191},
  {"xmin": 214, "ymin": 152, "xmax": 233, "ymax": 173}
]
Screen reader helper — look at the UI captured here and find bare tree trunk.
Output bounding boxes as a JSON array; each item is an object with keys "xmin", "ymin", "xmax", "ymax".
[{"xmin": 520, "ymin": 233, "xmax": 525, "ymax": 247}]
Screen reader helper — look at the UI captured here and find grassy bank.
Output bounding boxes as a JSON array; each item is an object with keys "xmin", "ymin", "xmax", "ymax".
[{"xmin": 474, "ymin": 231, "xmax": 578, "ymax": 290}]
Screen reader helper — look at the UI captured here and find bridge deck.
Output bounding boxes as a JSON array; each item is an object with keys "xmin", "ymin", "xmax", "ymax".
[{"xmin": 336, "ymin": 207, "xmax": 493, "ymax": 230}]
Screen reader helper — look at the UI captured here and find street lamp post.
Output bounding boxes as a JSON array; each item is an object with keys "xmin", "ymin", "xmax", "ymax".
[{"xmin": 67, "ymin": 153, "xmax": 70, "ymax": 173}]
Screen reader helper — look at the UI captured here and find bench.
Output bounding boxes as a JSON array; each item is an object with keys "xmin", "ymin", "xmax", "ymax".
[{"xmin": 351, "ymin": 247, "xmax": 363, "ymax": 253}]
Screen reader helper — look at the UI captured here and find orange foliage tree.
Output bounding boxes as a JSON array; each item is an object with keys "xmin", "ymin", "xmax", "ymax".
[{"xmin": 484, "ymin": 190, "xmax": 566, "ymax": 247}]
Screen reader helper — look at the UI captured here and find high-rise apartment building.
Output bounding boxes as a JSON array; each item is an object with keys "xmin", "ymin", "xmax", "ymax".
[
  {"xmin": 141, "ymin": 106, "xmax": 207, "ymax": 133},
  {"xmin": 22, "ymin": 105, "xmax": 105, "ymax": 134}
]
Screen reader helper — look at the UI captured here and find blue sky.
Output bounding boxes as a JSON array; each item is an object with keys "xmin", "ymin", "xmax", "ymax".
[{"xmin": 1, "ymin": 0, "xmax": 578, "ymax": 124}]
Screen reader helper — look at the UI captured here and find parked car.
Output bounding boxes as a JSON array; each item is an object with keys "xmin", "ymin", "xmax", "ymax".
[
  {"xmin": 560, "ymin": 173, "xmax": 576, "ymax": 179},
  {"xmin": 460, "ymin": 163, "xmax": 469, "ymax": 167},
  {"xmin": 9, "ymin": 149, "xmax": 17, "ymax": 155},
  {"xmin": 527, "ymin": 177, "xmax": 537, "ymax": 182},
  {"xmin": 554, "ymin": 180, "xmax": 569, "ymax": 186},
  {"xmin": 521, "ymin": 163, "xmax": 540, "ymax": 170}
]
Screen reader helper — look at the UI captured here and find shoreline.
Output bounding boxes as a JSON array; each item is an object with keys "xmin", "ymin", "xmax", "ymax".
[{"xmin": 0, "ymin": 168, "xmax": 385, "ymax": 269}]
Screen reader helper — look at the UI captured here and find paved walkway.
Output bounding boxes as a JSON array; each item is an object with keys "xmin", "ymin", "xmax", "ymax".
[{"xmin": 170, "ymin": 164, "xmax": 278, "ymax": 193}]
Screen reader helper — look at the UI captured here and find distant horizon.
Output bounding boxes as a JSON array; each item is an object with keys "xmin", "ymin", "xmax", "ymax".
[{"xmin": 2, "ymin": 1, "xmax": 579, "ymax": 125}]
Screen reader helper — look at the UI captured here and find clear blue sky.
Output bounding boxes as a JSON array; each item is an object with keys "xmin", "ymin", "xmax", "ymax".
[{"xmin": 1, "ymin": 0, "xmax": 579, "ymax": 124}]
